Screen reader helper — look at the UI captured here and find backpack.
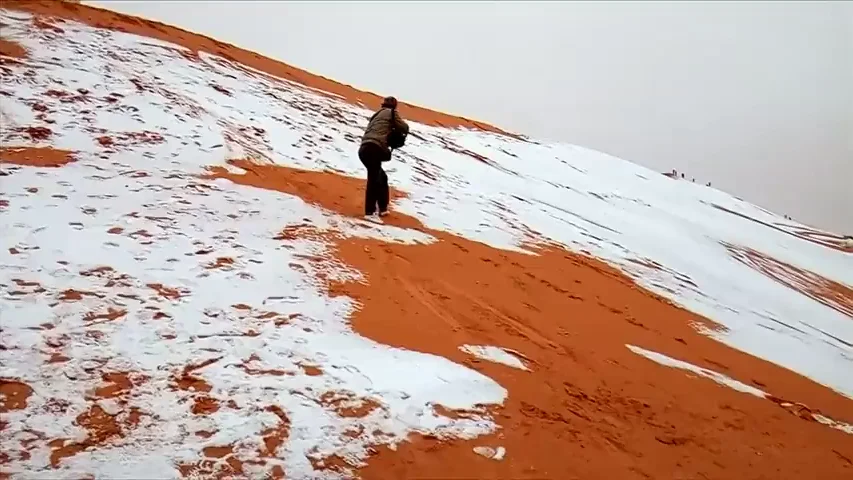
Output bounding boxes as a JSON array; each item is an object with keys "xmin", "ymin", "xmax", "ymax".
[{"xmin": 387, "ymin": 108, "xmax": 407, "ymax": 150}]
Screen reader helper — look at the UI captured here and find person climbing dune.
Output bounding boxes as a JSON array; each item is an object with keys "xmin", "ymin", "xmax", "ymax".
[{"xmin": 359, "ymin": 96, "xmax": 409, "ymax": 220}]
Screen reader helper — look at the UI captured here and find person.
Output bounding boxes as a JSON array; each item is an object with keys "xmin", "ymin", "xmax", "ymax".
[{"xmin": 359, "ymin": 96, "xmax": 410, "ymax": 218}]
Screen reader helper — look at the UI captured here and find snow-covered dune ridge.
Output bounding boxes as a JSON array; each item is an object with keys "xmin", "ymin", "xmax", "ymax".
[{"xmin": 1, "ymin": 7, "xmax": 851, "ymax": 478}]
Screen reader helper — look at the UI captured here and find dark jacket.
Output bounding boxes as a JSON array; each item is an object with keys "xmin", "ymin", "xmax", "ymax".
[{"xmin": 361, "ymin": 107, "xmax": 410, "ymax": 153}]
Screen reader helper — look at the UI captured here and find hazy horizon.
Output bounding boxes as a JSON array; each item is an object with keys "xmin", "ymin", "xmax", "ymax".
[{"xmin": 88, "ymin": 1, "xmax": 853, "ymax": 233}]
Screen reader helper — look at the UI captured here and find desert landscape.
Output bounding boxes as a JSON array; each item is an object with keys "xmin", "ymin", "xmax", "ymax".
[{"xmin": 1, "ymin": 1, "xmax": 851, "ymax": 479}]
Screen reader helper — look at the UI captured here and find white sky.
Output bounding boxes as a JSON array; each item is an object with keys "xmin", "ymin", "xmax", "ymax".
[{"xmin": 88, "ymin": 1, "xmax": 853, "ymax": 233}]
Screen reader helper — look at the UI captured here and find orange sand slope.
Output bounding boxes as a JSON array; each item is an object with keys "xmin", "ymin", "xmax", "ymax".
[{"xmin": 1, "ymin": 2, "xmax": 852, "ymax": 479}]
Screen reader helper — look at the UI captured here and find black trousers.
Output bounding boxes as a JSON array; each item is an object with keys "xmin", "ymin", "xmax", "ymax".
[{"xmin": 358, "ymin": 143, "xmax": 391, "ymax": 215}]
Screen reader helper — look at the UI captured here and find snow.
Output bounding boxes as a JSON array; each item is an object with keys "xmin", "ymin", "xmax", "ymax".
[
  {"xmin": 472, "ymin": 445, "xmax": 506, "ymax": 461},
  {"xmin": 0, "ymin": 11, "xmax": 503, "ymax": 479},
  {"xmin": 626, "ymin": 344, "xmax": 853, "ymax": 436},
  {"xmin": 0, "ymin": 8, "xmax": 851, "ymax": 476},
  {"xmin": 0, "ymin": 147, "xmax": 504, "ymax": 479},
  {"xmin": 625, "ymin": 345, "xmax": 767, "ymax": 398},
  {"xmin": 459, "ymin": 345, "xmax": 529, "ymax": 371},
  {"xmin": 813, "ymin": 414, "xmax": 853, "ymax": 435}
]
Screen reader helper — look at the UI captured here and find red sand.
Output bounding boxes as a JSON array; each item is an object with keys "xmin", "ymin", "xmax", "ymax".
[
  {"xmin": 2, "ymin": 1, "xmax": 851, "ymax": 478},
  {"xmin": 207, "ymin": 161, "xmax": 853, "ymax": 480},
  {"xmin": 0, "ymin": 38, "xmax": 27, "ymax": 59},
  {"xmin": 725, "ymin": 243, "xmax": 853, "ymax": 319},
  {"xmin": 0, "ymin": 146, "xmax": 76, "ymax": 167}
]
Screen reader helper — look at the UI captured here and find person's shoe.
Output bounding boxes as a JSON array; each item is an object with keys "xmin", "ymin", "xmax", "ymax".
[
  {"xmin": 378, "ymin": 210, "xmax": 390, "ymax": 217},
  {"xmin": 363, "ymin": 213, "xmax": 383, "ymax": 224}
]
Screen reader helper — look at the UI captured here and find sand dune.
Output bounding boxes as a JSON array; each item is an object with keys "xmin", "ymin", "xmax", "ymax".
[{"xmin": 1, "ymin": 2, "xmax": 851, "ymax": 479}]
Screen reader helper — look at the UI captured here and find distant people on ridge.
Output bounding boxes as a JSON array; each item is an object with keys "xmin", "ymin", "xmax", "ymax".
[
  {"xmin": 358, "ymin": 96, "xmax": 410, "ymax": 220},
  {"xmin": 663, "ymin": 168, "xmax": 713, "ymax": 188}
]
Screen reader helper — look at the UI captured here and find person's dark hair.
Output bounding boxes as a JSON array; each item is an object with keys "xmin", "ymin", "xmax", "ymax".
[{"xmin": 381, "ymin": 96, "xmax": 398, "ymax": 109}]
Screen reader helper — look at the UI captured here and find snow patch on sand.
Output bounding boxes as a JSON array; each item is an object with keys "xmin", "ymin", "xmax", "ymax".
[
  {"xmin": 460, "ymin": 345, "xmax": 529, "ymax": 371},
  {"xmin": 473, "ymin": 445, "xmax": 506, "ymax": 461},
  {"xmin": 813, "ymin": 414, "xmax": 853, "ymax": 435},
  {"xmin": 626, "ymin": 344, "xmax": 766, "ymax": 397},
  {"xmin": 626, "ymin": 344, "xmax": 853, "ymax": 436}
]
